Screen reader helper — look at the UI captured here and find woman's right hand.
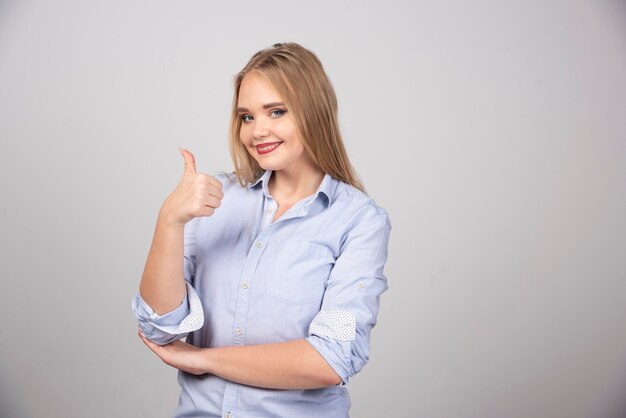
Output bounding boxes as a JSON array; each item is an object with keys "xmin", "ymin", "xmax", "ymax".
[{"xmin": 159, "ymin": 148, "xmax": 224, "ymax": 226}]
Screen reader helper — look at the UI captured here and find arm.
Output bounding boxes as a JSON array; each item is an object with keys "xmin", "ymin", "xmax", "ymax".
[
  {"xmin": 305, "ymin": 210, "xmax": 391, "ymax": 385},
  {"xmin": 204, "ymin": 340, "xmax": 342, "ymax": 388},
  {"xmin": 138, "ymin": 217, "xmax": 186, "ymax": 315},
  {"xmin": 139, "ymin": 333, "xmax": 341, "ymax": 389},
  {"xmin": 138, "ymin": 148, "xmax": 223, "ymax": 315}
]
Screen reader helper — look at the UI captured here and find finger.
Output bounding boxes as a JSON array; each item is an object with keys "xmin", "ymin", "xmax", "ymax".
[
  {"xmin": 209, "ymin": 184, "xmax": 225, "ymax": 200},
  {"xmin": 138, "ymin": 329, "xmax": 151, "ymax": 346},
  {"xmin": 208, "ymin": 177, "xmax": 223, "ymax": 190},
  {"xmin": 197, "ymin": 174, "xmax": 223, "ymax": 191},
  {"xmin": 138, "ymin": 330, "xmax": 161, "ymax": 353},
  {"xmin": 199, "ymin": 206, "xmax": 215, "ymax": 217},
  {"xmin": 205, "ymin": 195, "xmax": 221, "ymax": 209},
  {"xmin": 179, "ymin": 147, "xmax": 197, "ymax": 175}
]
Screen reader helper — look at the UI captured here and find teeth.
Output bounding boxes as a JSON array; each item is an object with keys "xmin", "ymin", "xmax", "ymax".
[{"xmin": 258, "ymin": 143, "xmax": 281, "ymax": 151}]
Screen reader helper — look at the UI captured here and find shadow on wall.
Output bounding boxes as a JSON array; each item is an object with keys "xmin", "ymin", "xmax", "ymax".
[
  {"xmin": 0, "ymin": 0, "xmax": 19, "ymax": 18},
  {"xmin": 0, "ymin": 375, "xmax": 19, "ymax": 418}
]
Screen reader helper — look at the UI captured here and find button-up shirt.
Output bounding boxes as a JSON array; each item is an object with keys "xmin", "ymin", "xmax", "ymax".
[{"xmin": 133, "ymin": 170, "xmax": 391, "ymax": 418}]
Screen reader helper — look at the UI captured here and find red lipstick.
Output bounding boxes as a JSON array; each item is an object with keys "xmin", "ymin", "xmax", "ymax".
[{"xmin": 255, "ymin": 142, "xmax": 283, "ymax": 155}]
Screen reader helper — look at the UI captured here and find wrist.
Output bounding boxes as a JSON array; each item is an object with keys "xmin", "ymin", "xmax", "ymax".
[
  {"xmin": 157, "ymin": 206, "xmax": 187, "ymax": 228},
  {"xmin": 202, "ymin": 347, "xmax": 215, "ymax": 375}
]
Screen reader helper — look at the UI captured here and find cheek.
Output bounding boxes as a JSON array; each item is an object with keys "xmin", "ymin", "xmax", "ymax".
[
  {"xmin": 239, "ymin": 126, "xmax": 251, "ymax": 144},
  {"xmin": 276, "ymin": 121, "xmax": 298, "ymax": 142}
]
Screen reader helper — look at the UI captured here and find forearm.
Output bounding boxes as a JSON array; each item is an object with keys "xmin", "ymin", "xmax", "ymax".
[
  {"xmin": 139, "ymin": 212, "xmax": 187, "ymax": 314},
  {"xmin": 203, "ymin": 339, "xmax": 341, "ymax": 389}
]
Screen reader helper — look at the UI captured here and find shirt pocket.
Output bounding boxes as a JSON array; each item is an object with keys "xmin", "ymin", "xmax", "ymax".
[{"xmin": 266, "ymin": 240, "xmax": 335, "ymax": 306}]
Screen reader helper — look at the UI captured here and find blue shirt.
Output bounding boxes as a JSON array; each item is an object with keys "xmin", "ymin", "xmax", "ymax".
[{"xmin": 133, "ymin": 170, "xmax": 391, "ymax": 418}]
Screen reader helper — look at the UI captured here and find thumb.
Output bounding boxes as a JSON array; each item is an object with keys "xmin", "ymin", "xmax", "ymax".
[{"xmin": 179, "ymin": 147, "xmax": 197, "ymax": 175}]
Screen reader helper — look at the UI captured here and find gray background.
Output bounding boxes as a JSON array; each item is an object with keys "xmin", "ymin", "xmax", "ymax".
[{"xmin": 1, "ymin": 1, "xmax": 625, "ymax": 417}]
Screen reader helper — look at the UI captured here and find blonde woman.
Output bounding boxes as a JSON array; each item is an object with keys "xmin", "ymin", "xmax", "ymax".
[{"xmin": 133, "ymin": 43, "xmax": 391, "ymax": 418}]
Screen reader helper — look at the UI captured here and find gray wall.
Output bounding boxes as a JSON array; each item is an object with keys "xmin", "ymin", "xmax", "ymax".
[{"xmin": 1, "ymin": 1, "xmax": 625, "ymax": 417}]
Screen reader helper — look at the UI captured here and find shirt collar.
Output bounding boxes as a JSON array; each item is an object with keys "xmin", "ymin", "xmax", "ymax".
[
  {"xmin": 249, "ymin": 170, "xmax": 337, "ymax": 207},
  {"xmin": 249, "ymin": 170, "xmax": 273, "ymax": 197},
  {"xmin": 315, "ymin": 172, "xmax": 337, "ymax": 206}
]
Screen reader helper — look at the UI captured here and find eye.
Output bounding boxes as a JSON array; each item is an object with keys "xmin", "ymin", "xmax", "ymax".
[
  {"xmin": 241, "ymin": 114, "xmax": 253, "ymax": 123},
  {"xmin": 270, "ymin": 109, "xmax": 287, "ymax": 118}
]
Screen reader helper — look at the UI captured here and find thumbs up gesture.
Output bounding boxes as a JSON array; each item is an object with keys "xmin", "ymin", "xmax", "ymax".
[{"xmin": 159, "ymin": 148, "xmax": 224, "ymax": 225}]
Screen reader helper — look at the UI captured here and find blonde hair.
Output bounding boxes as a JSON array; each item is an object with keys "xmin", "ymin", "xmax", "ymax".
[{"xmin": 228, "ymin": 42, "xmax": 365, "ymax": 192}]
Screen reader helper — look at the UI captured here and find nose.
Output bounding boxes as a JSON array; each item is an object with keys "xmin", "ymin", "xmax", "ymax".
[{"xmin": 252, "ymin": 117, "xmax": 270, "ymax": 139}]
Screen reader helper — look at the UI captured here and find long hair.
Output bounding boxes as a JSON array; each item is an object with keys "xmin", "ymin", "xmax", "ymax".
[{"xmin": 228, "ymin": 42, "xmax": 365, "ymax": 192}]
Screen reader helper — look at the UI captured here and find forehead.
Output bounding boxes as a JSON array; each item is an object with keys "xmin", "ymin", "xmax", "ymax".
[{"xmin": 238, "ymin": 71, "xmax": 283, "ymax": 105}]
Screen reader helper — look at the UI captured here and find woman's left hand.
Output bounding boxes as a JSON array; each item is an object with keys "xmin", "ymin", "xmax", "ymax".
[{"xmin": 138, "ymin": 330, "xmax": 208, "ymax": 375}]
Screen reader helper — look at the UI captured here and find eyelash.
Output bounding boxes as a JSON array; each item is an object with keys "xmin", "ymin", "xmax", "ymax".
[{"xmin": 240, "ymin": 109, "xmax": 287, "ymax": 123}]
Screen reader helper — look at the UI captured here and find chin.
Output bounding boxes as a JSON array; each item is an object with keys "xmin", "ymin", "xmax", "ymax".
[
  {"xmin": 257, "ymin": 162, "xmax": 284, "ymax": 172},
  {"xmin": 251, "ymin": 154, "xmax": 288, "ymax": 172}
]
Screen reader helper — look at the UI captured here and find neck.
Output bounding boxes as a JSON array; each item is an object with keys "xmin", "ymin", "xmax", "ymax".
[{"xmin": 269, "ymin": 163, "xmax": 325, "ymax": 203}]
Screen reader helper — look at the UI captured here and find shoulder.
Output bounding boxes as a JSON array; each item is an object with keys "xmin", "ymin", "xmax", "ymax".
[
  {"xmin": 332, "ymin": 181, "xmax": 389, "ymax": 219},
  {"xmin": 330, "ymin": 180, "xmax": 391, "ymax": 233}
]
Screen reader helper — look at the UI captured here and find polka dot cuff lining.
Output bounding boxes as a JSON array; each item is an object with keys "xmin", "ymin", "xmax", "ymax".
[
  {"xmin": 151, "ymin": 282, "xmax": 204, "ymax": 334},
  {"xmin": 309, "ymin": 310, "xmax": 356, "ymax": 342}
]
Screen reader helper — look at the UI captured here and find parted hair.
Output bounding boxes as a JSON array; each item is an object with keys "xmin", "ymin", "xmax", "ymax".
[{"xmin": 228, "ymin": 42, "xmax": 365, "ymax": 192}]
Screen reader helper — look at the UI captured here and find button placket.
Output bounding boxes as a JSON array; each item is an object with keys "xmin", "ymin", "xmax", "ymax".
[
  {"xmin": 262, "ymin": 197, "xmax": 277, "ymax": 229},
  {"xmin": 222, "ymin": 381, "xmax": 237, "ymax": 418},
  {"xmin": 233, "ymin": 231, "xmax": 270, "ymax": 347}
]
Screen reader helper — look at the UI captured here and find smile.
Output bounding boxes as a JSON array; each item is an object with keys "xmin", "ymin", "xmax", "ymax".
[{"xmin": 255, "ymin": 141, "xmax": 283, "ymax": 155}]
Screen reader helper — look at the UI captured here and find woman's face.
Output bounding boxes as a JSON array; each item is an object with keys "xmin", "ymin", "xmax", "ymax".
[{"xmin": 237, "ymin": 72, "xmax": 314, "ymax": 174}]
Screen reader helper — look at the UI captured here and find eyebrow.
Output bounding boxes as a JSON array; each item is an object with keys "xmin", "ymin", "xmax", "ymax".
[{"xmin": 236, "ymin": 102, "xmax": 286, "ymax": 113}]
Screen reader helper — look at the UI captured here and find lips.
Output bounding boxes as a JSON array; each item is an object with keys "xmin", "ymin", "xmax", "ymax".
[{"xmin": 255, "ymin": 141, "xmax": 283, "ymax": 155}]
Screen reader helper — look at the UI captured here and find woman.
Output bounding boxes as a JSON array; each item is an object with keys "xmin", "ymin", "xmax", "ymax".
[{"xmin": 133, "ymin": 42, "xmax": 391, "ymax": 418}]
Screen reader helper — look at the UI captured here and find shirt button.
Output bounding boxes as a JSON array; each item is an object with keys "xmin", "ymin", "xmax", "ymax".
[
  {"xmin": 225, "ymin": 413, "xmax": 231, "ymax": 418},
  {"xmin": 256, "ymin": 241, "xmax": 262, "ymax": 248},
  {"xmin": 265, "ymin": 208, "xmax": 272, "ymax": 214},
  {"xmin": 236, "ymin": 327, "xmax": 244, "ymax": 336},
  {"xmin": 357, "ymin": 282, "xmax": 366, "ymax": 289},
  {"xmin": 241, "ymin": 282, "xmax": 249, "ymax": 289}
]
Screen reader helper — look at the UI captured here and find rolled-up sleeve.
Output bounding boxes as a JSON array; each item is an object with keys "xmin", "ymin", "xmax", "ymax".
[
  {"xmin": 306, "ymin": 210, "xmax": 391, "ymax": 385},
  {"xmin": 132, "ymin": 282, "xmax": 204, "ymax": 345},
  {"xmin": 132, "ymin": 218, "xmax": 204, "ymax": 345}
]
